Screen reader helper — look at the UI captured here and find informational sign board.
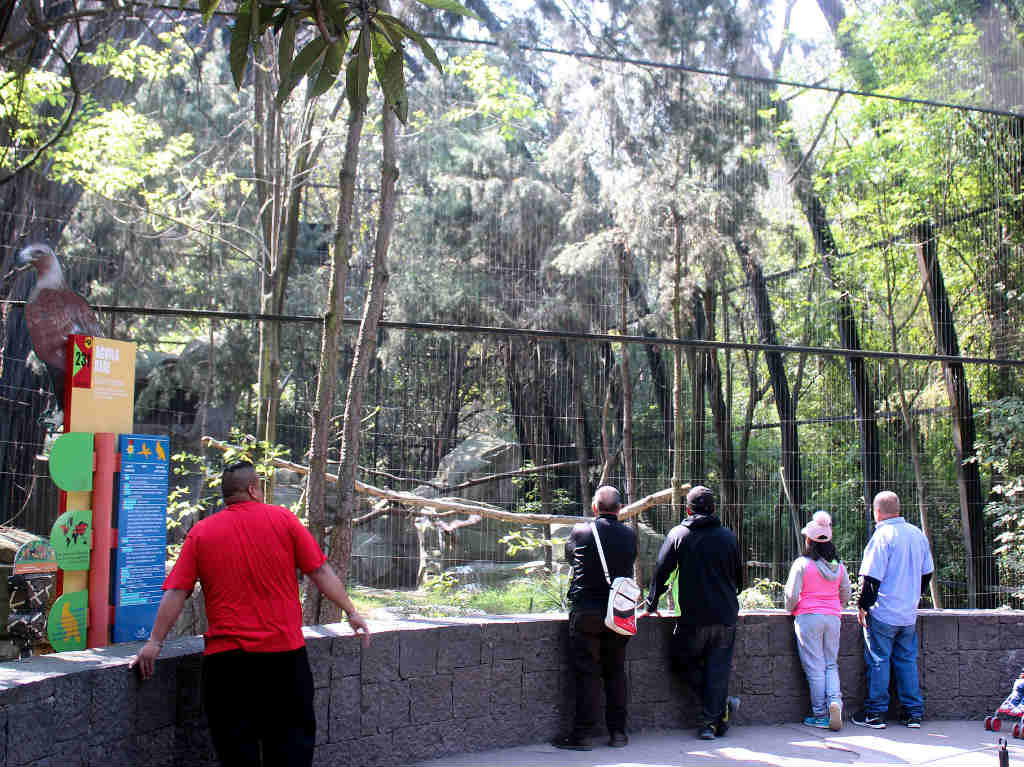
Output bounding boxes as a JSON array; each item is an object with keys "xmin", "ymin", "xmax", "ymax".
[
  {"xmin": 12, "ymin": 539, "xmax": 57, "ymax": 575},
  {"xmin": 49, "ymin": 510, "xmax": 92, "ymax": 571},
  {"xmin": 113, "ymin": 434, "xmax": 169, "ymax": 643},
  {"xmin": 47, "ymin": 590, "xmax": 87, "ymax": 652},
  {"xmin": 66, "ymin": 336, "xmax": 136, "ymax": 435}
]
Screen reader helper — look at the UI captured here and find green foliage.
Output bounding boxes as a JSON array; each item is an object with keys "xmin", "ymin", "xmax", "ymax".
[
  {"xmin": 738, "ymin": 578, "xmax": 784, "ymax": 609},
  {"xmin": 212, "ymin": 0, "xmax": 479, "ymax": 119},
  {"xmin": 978, "ymin": 398, "xmax": 1024, "ymax": 593}
]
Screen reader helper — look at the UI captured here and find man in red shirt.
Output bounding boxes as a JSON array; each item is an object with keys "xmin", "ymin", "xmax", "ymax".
[{"xmin": 131, "ymin": 461, "xmax": 370, "ymax": 767}]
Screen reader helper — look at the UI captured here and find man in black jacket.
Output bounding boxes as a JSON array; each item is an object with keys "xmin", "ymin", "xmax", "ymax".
[
  {"xmin": 645, "ymin": 485, "xmax": 743, "ymax": 740},
  {"xmin": 554, "ymin": 485, "xmax": 638, "ymax": 751}
]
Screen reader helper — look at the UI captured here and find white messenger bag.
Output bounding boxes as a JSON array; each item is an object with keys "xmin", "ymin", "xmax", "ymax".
[{"xmin": 590, "ymin": 521, "xmax": 642, "ymax": 636}]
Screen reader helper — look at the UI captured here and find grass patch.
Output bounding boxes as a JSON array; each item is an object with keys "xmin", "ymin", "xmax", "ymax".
[{"xmin": 347, "ymin": 573, "xmax": 569, "ymax": 619}]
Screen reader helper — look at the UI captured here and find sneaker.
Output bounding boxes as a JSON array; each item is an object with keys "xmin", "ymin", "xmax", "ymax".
[
  {"xmin": 904, "ymin": 716, "xmax": 922, "ymax": 728},
  {"xmin": 851, "ymin": 711, "xmax": 887, "ymax": 729},
  {"xmin": 804, "ymin": 715, "xmax": 830, "ymax": 728},
  {"xmin": 714, "ymin": 696, "xmax": 741, "ymax": 736},
  {"xmin": 698, "ymin": 725, "xmax": 716, "ymax": 740},
  {"xmin": 552, "ymin": 735, "xmax": 592, "ymax": 751},
  {"xmin": 608, "ymin": 731, "xmax": 629, "ymax": 747},
  {"xmin": 829, "ymin": 701, "xmax": 843, "ymax": 731}
]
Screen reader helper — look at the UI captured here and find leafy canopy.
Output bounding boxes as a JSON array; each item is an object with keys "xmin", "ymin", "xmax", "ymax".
[{"xmin": 202, "ymin": 0, "xmax": 480, "ymax": 122}]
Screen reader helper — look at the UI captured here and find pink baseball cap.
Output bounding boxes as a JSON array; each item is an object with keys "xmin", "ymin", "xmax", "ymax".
[{"xmin": 801, "ymin": 510, "xmax": 833, "ymax": 542}]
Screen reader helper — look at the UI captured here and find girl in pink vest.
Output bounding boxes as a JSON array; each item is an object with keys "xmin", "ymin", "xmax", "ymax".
[{"xmin": 784, "ymin": 511, "xmax": 852, "ymax": 731}]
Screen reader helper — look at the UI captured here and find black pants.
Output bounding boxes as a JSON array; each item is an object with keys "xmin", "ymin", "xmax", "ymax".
[
  {"xmin": 672, "ymin": 622, "xmax": 736, "ymax": 727},
  {"xmin": 568, "ymin": 611, "xmax": 631, "ymax": 737},
  {"xmin": 202, "ymin": 647, "xmax": 316, "ymax": 767}
]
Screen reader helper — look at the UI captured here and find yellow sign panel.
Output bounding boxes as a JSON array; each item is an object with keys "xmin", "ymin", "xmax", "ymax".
[{"xmin": 66, "ymin": 336, "xmax": 137, "ymax": 434}]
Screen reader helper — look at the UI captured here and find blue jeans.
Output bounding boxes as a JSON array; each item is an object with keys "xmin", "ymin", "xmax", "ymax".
[{"xmin": 863, "ymin": 614, "xmax": 923, "ymax": 719}]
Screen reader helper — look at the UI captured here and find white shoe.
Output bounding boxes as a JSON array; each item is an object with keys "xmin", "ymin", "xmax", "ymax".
[{"xmin": 829, "ymin": 701, "xmax": 842, "ymax": 731}]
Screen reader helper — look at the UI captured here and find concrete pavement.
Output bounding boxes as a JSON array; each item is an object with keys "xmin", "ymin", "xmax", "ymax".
[{"xmin": 415, "ymin": 720, "xmax": 1021, "ymax": 766}]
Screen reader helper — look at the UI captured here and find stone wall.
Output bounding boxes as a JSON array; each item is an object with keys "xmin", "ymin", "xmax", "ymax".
[{"xmin": 0, "ymin": 610, "xmax": 1020, "ymax": 766}]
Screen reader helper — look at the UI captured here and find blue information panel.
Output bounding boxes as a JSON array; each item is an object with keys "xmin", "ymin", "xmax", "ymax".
[{"xmin": 113, "ymin": 434, "xmax": 169, "ymax": 643}]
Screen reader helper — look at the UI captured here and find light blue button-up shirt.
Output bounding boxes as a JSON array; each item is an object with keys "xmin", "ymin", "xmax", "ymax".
[{"xmin": 859, "ymin": 517, "xmax": 935, "ymax": 627}]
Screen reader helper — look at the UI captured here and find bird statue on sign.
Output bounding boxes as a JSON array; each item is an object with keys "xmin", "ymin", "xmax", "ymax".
[{"xmin": 16, "ymin": 243, "xmax": 103, "ymax": 428}]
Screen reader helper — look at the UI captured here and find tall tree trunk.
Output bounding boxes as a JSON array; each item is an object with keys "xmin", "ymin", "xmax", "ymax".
[
  {"xmin": 686, "ymin": 290, "xmax": 706, "ymax": 483},
  {"xmin": 568, "ymin": 343, "xmax": 592, "ymax": 503},
  {"xmin": 616, "ymin": 240, "xmax": 637, "ymax": 511},
  {"xmin": 914, "ymin": 221, "xmax": 991, "ymax": 607},
  {"xmin": 310, "ymin": 94, "xmax": 397, "ymax": 624},
  {"xmin": 773, "ymin": 105, "xmax": 882, "ymax": 528},
  {"xmin": 670, "ymin": 207, "xmax": 686, "ymax": 521},
  {"xmin": 302, "ymin": 102, "xmax": 364, "ymax": 624},
  {"xmin": 622, "ymin": 247, "xmax": 672, "ymax": 447},
  {"xmin": 735, "ymin": 239, "xmax": 803, "ymax": 548},
  {"xmin": 704, "ymin": 287, "xmax": 741, "ymax": 555}
]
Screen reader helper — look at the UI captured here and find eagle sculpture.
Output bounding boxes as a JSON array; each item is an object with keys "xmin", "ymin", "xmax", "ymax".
[{"xmin": 17, "ymin": 243, "xmax": 103, "ymax": 425}]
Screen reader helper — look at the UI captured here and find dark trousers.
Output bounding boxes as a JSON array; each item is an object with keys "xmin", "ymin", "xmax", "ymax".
[
  {"xmin": 202, "ymin": 647, "xmax": 316, "ymax": 767},
  {"xmin": 568, "ymin": 611, "xmax": 631, "ymax": 737},
  {"xmin": 672, "ymin": 622, "xmax": 737, "ymax": 727}
]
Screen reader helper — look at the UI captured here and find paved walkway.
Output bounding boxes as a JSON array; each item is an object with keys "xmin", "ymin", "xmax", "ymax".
[{"xmin": 416, "ymin": 720, "xmax": 1021, "ymax": 766}]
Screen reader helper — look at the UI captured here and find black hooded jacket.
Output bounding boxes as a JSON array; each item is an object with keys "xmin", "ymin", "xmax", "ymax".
[
  {"xmin": 645, "ymin": 514, "xmax": 742, "ymax": 625},
  {"xmin": 565, "ymin": 514, "xmax": 638, "ymax": 614}
]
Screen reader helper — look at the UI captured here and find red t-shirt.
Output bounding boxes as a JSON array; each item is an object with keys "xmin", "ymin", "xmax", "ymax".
[{"xmin": 164, "ymin": 501, "xmax": 327, "ymax": 655}]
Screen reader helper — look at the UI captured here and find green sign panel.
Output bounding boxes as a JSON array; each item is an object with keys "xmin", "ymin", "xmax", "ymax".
[
  {"xmin": 48, "ymin": 432, "xmax": 94, "ymax": 491},
  {"xmin": 47, "ymin": 590, "xmax": 87, "ymax": 651},
  {"xmin": 12, "ymin": 539, "xmax": 57, "ymax": 575},
  {"xmin": 49, "ymin": 510, "xmax": 92, "ymax": 571}
]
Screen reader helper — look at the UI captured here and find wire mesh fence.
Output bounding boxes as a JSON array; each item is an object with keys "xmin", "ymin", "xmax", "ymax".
[{"xmin": 1, "ymin": 2, "xmax": 1022, "ymax": 613}]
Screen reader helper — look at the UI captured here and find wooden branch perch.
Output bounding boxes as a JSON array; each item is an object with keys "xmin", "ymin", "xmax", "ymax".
[{"xmin": 202, "ymin": 437, "xmax": 677, "ymax": 527}]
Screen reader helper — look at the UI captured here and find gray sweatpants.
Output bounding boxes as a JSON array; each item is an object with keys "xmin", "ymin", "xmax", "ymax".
[{"xmin": 794, "ymin": 613, "xmax": 842, "ymax": 716}]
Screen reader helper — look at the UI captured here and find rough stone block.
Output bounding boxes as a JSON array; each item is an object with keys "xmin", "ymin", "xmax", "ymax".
[
  {"xmin": 521, "ymin": 638, "xmax": 562, "ymax": 672},
  {"xmin": 455, "ymin": 715, "xmax": 499, "ymax": 753},
  {"xmin": 959, "ymin": 615, "xmax": 1000, "ymax": 650},
  {"xmin": 137, "ymin": 657, "xmax": 178, "ymax": 732},
  {"xmin": 437, "ymin": 624, "xmax": 483, "ymax": 671},
  {"xmin": 959, "ymin": 650, "xmax": 1003, "ymax": 695},
  {"xmin": 376, "ymin": 679, "xmax": 411, "ymax": 732},
  {"xmin": 7, "ymin": 693, "xmax": 63, "ymax": 764},
  {"xmin": 629, "ymin": 659, "xmax": 672, "ymax": 703},
  {"xmin": 174, "ymin": 655, "xmax": 203, "ymax": 724},
  {"xmin": 519, "ymin": 619, "xmax": 561, "ymax": 642},
  {"xmin": 482, "ymin": 622, "xmax": 522, "ymax": 664},
  {"xmin": 523, "ymin": 670, "xmax": 560, "ymax": 706},
  {"xmin": 839, "ymin": 614, "xmax": 863, "ymax": 657},
  {"xmin": 391, "ymin": 723, "xmax": 447, "ymax": 764},
  {"xmin": 328, "ymin": 675, "xmax": 360, "ymax": 743},
  {"xmin": 21, "ymin": 739, "xmax": 85, "ymax": 767},
  {"xmin": 360, "ymin": 632, "xmax": 398, "ymax": 684},
  {"xmin": 741, "ymin": 618, "xmax": 773, "ymax": 657},
  {"xmin": 453, "ymin": 666, "xmax": 490, "ymax": 719},
  {"xmin": 135, "ymin": 725, "xmax": 175, "ymax": 767},
  {"xmin": 313, "ymin": 742, "xmax": 355, "ymax": 767},
  {"xmin": 738, "ymin": 654, "xmax": 774, "ymax": 695},
  {"xmin": 921, "ymin": 650, "xmax": 958, "ymax": 698},
  {"xmin": 410, "ymin": 675, "xmax": 453, "ymax": 724},
  {"xmin": 766, "ymin": 693, "xmax": 806, "ymax": 724},
  {"xmin": 1000, "ymin": 614, "xmax": 1024, "ymax": 651},
  {"xmin": 306, "ymin": 637, "xmax": 333, "ymax": 689},
  {"xmin": 490, "ymin": 660, "xmax": 523, "ymax": 715},
  {"xmin": 920, "ymin": 613, "xmax": 958, "ymax": 652},
  {"xmin": 331, "ymin": 635, "xmax": 363, "ymax": 679},
  {"xmin": 399, "ymin": 628, "xmax": 438, "ymax": 679},
  {"xmin": 772, "ymin": 652, "xmax": 805, "ymax": 694},
  {"xmin": 84, "ymin": 737, "xmax": 136, "ymax": 767},
  {"xmin": 90, "ymin": 667, "xmax": 138, "ymax": 745},
  {"xmin": 341, "ymin": 734, "xmax": 392, "ymax": 767}
]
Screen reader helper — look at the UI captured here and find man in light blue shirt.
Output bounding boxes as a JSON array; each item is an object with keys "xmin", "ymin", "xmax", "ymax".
[{"xmin": 852, "ymin": 491, "xmax": 934, "ymax": 730}]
